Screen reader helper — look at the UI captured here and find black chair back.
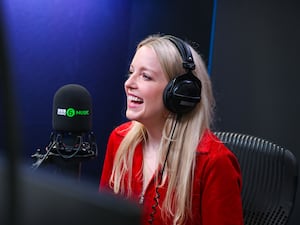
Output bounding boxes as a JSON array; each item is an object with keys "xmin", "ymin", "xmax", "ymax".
[{"xmin": 214, "ymin": 132, "xmax": 298, "ymax": 225}]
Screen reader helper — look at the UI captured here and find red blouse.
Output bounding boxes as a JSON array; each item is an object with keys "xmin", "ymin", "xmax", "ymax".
[{"xmin": 100, "ymin": 122, "xmax": 244, "ymax": 225}]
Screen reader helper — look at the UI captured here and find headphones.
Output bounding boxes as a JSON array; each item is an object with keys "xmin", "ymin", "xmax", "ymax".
[{"xmin": 162, "ymin": 35, "xmax": 202, "ymax": 115}]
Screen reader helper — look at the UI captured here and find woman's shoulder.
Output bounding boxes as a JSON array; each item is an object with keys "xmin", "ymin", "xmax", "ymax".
[
  {"xmin": 197, "ymin": 130, "xmax": 241, "ymax": 172},
  {"xmin": 197, "ymin": 131, "xmax": 241, "ymax": 179},
  {"xmin": 197, "ymin": 130, "xmax": 234, "ymax": 156},
  {"xmin": 110, "ymin": 121, "xmax": 133, "ymax": 138},
  {"xmin": 106, "ymin": 121, "xmax": 133, "ymax": 150}
]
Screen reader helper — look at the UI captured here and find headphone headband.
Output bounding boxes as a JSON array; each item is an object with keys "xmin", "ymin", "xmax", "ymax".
[{"xmin": 164, "ymin": 35, "xmax": 195, "ymax": 71}]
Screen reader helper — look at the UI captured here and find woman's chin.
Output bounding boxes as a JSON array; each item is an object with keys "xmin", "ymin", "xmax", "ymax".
[{"xmin": 126, "ymin": 111, "xmax": 140, "ymax": 121}]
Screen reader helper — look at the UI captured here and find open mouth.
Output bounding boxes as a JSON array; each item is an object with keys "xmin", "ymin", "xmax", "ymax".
[{"xmin": 128, "ymin": 95, "xmax": 144, "ymax": 104}]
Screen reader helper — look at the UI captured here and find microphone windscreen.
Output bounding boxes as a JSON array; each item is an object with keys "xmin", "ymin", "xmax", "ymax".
[{"xmin": 52, "ymin": 84, "xmax": 92, "ymax": 133}]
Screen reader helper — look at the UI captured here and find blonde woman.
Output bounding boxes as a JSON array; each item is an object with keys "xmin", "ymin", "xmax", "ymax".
[{"xmin": 100, "ymin": 34, "xmax": 243, "ymax": 225}]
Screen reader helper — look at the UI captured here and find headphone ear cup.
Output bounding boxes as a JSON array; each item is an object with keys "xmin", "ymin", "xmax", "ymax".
[{"xmin": 163, "ymin": 73, "xmax": 202, "ymax": 115}]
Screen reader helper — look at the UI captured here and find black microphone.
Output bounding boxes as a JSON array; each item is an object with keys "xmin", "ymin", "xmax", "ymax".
[
  {"xmin": 32, "ymin": 84, "xmax": 98, "ymax": 171},
  {"xmin": 53, "ymin": 83, "xmax": 92, "ymax": 133}
]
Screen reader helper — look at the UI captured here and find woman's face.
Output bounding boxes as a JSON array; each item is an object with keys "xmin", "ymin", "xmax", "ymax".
[{"xmin": 124, "ymin": 45, "xmax": 169, "ymax": 127}]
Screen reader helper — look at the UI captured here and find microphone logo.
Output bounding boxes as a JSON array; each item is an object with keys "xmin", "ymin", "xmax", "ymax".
[{"xmin": 56, "ymin": 108, "xmax": 90, "ymax": 117}]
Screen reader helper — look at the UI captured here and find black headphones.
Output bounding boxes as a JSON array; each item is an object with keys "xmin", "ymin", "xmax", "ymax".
[{"xmin": 163, "ymin": 35, "xmax": 202, "ymax": 115}]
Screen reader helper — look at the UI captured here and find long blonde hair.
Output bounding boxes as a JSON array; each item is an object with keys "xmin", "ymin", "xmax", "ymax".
[{"xmin": 110, "ymin": 34, "xmax": 215, "ymax": 225}]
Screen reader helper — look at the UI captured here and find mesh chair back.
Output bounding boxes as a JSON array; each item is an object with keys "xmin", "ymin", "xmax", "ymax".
[{"xmin": 214, "ymin": 132, "xmax": 298, "ymax": 225}]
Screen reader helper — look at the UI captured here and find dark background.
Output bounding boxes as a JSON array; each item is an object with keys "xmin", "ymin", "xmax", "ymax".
[
  {"xmin": 211, "ymin": 2, "xmax": 300, "ymax": 224},
  {"xmin": 0, "ymin": 0, "xmax": 299, "ymax": 224}
]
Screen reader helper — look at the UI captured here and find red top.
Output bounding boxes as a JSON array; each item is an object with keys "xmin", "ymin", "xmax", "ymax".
[{"xmin": 100, "ymin": 121, "xmax": 244, "ymax": 225}]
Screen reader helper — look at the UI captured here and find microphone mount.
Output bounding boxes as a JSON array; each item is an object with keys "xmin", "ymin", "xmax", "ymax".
[{"xmin": 31, "ymin": 131, "xmax": 98, "ymax": 171}]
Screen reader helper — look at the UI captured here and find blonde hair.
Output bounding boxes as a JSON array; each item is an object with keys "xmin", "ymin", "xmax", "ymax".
[{"xmin": 110, "ymin": 34, "xmax": 215, "ymax": 225}]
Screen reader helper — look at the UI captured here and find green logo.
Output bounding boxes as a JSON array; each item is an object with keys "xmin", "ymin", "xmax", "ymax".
[
  {"xmin": 66, "ymin": 108, "xmax": 76, "ymax": 117},
  {"xmin": 57, "ymin": 108, "xmax": 89, "ymax": 117}
]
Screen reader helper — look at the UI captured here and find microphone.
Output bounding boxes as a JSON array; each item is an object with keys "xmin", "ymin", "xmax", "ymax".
[{"xmin": 32, "ymin": 84, "xmax": 98, "ymax": 171}]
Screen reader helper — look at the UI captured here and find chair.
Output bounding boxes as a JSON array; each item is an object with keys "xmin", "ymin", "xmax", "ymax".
[{"xmin": 214, "ymin": 132, "xmax": 298, "ymax": 225}]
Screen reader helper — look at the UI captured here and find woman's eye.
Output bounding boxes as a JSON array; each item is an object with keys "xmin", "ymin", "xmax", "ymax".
[{"xmin": 141, "ymin": 73, "xmax": 151, "ymax": 80}]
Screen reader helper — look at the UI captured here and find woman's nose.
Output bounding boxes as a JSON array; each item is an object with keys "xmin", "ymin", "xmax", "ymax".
[{"xmin": 124, "ymin": 73, "xmax": 137, "ymax": 89}]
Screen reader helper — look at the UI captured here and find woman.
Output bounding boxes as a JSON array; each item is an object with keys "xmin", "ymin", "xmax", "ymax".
[{"xmin": 100, "ymin": 34, "xmax": 244, "ymax": 225}]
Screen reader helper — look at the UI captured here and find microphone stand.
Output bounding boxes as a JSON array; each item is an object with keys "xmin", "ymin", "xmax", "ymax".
[{"xmin": 31, "ymin": 131, "xmax": 98, "ymax": 180}]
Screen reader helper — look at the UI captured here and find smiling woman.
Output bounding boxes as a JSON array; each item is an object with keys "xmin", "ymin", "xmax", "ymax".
[{"xmin": 99, "ymin": 34, "xmax": 244, "ymax": 225}]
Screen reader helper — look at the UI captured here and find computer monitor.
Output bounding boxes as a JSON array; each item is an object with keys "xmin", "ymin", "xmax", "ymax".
[{"xmin": 0, "ymin": 160, "xmax": 141, "ymax": 225}]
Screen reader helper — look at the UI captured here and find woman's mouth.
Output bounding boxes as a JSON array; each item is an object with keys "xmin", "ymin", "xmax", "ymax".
[{"xmin": 128, "ymin": 95, "xmax": 144, "ymax": 104}]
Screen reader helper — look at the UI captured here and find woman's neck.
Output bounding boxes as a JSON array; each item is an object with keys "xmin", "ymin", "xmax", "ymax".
[{"xmin": 141, "ymin": 127, "xmax": 162, "ymax": 194}]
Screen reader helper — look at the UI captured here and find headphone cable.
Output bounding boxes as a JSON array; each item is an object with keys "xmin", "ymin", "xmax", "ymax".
[{"xmin": 148, "ymin": 115, "xmax": 180, "ymax": 224}]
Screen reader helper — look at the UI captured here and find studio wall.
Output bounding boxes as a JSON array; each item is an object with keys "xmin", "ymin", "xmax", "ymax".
[{"xmin": 211, "ymin": 1, "xmax": 300, "ymax": 224}]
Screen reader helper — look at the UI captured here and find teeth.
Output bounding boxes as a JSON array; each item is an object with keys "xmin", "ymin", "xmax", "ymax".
[{"xmin": 128, "ymin": 95, "xmax": 143, "ymax": 102}]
